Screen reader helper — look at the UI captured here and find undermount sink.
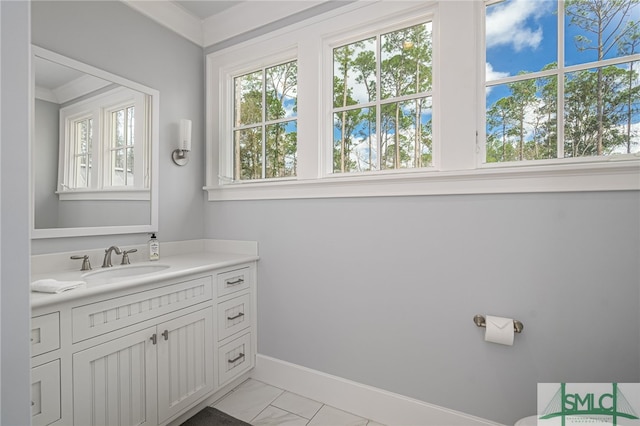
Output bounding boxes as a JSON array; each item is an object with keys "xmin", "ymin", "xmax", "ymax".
[{"xmin": 83, "ymin": 263, "xmax": 170, "ymax": 281}]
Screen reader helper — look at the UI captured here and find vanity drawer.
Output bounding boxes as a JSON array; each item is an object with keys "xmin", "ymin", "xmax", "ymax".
[
  {"xmin": 72, "ymin": 276, "xmax": 213, "ymax": 343},
  {"xmin": 217, "ymin": 265, "xmax": 253, "ymax": 298},
  {"xmin": 31, "ymin": 359, "xmax": 61, "ymax": 426},
  {"xmin": 217, "ymin": 293, "xmax": 251, "ymax": 341},
  {"xmin": 218, "ymin": 332, "xmax": 253, "ymax": 386},
  {"xmin": 31, "ymin": 312, "xmax": 60, "ymax": 357}
]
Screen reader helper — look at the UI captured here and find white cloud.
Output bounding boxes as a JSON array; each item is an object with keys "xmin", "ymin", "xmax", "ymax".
[
  {"xmin": 486, "ymin": 0, "xmax": 550, "ymax": 52},
  {"xmin": 486, "ymin": 62, "xmax": 510, "ymax": 81}
]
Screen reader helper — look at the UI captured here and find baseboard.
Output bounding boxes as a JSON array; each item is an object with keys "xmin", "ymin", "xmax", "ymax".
[{"xmin": 252, "ymin": 354, "xmax": 503, "ymax": 426}]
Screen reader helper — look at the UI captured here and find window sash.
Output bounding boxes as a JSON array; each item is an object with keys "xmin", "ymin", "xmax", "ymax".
[{"xmin": 483, "ymin": 0, "xmax": 640, "ymax": 165}]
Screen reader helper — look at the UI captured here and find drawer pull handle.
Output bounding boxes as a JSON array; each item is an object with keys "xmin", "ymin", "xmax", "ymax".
[
  {"xmin": 226, "ymin": 277, "xmax": 244, "ymax": 286},
  {"xmin": 228, "ymin": 353, "xmax": 245, "ymax": 364},
  {"xmin": 162, "ymin": 330, "xmax": 169, "ymax": 341},
  {"xmin": 150, "ymin": 334, "xmax": 157, "ymax": 345},
  {"xmin": 227, "ymin": 312, "xmax": 245, "ymax": 321}
]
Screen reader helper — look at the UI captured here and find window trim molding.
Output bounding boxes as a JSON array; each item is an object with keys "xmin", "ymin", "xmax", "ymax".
[
  {"xmin": 205, "ymin": 1, "xmax": 640, "ymax": 202},
  {"xmin": 204, "ymin": 159, "xmax": 640, "ymax": 200}
]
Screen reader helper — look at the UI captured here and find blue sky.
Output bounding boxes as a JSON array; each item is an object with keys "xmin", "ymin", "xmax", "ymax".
[{"xmin": 486, "ymin": 0, "xmax": 639, "ymax": 82}]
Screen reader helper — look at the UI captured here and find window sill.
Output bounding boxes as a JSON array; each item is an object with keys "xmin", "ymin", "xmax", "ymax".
[
  {"xmin": 204, "ymin": 160, "xmax": 640, "ymax": 201},
  {"xmin": 57, "ymin": 188, "xmax": 150, "ymax": 201}
]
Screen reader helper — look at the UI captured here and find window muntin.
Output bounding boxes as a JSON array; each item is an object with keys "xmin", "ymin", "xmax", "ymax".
[
  {"xmin": 485, "ymin": 0, "xmax": 640, "ymax": 164},
  {"xmin": 232, "ymin": 60, "xmax": 298, "ymax": 181},
  {"xmin": 332, "ymin": 21, "xmax": 433, "ymax": 173}
]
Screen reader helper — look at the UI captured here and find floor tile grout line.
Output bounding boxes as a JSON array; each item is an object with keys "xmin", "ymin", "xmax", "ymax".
[{"xmin": 247, "ymin": 388, "xmax": 286, "ymax": 425}]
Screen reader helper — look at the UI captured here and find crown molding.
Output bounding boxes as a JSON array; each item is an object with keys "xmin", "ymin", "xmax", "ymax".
[
  {"xmin": 121, "ymin": 0, "xmax": 204, "ymax": 46},
  {"xmin": 202, "ymin": 1, "xmax": 324, "ymax": 47},
  {"xmin": 121, "ymin": 0, "xmax": 326, "ymax": 48}
]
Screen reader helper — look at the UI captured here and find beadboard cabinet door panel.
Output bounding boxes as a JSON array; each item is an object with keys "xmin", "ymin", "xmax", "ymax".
[
  {"xmin": 73, "ymin": 326, "xmax": 158, "ymax": 426},
  {"xmin": 157, "ymin": 307, "xmax": 214, "ymax": 423}
]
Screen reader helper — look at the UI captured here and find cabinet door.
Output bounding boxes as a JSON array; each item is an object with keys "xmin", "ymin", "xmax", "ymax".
[
  {"xmin": 31, "ymin": 360, "xmax": 61, "ymax": 426},
  {"xmin": 157, "ymin": 307, "xmax": 214, "ymax": 423},
  {"xmin": 73, "ymin": 327, "xmax": 157, "ymax": 426}
]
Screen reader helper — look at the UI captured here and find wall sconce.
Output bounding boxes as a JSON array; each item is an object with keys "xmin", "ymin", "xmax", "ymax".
[{"xmin": 172, "ymin": 119, "xmax": 192, "ymax": 166}]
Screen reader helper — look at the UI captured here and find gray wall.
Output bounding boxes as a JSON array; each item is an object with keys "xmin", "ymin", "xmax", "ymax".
[
  {"xmin": 1, "ymin": 1, "xmax": 32, "ymax": 425},
  {"xmin": 31, "ymin": 0, "xmax": 205, "ymax": 254},
  {"xmin": 34, "ymin": 99, "xmax": 60, "ymax": 229},
  {"xmin": 204, "ymin": 191, "xmax": 640, "ymax": 425}
]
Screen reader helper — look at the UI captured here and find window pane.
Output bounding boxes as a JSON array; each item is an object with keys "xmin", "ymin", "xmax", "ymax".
[
  {"xmin": 114, "ymin": 109, "xmax": 125, "ymax": 147},
  {"xmin": 266, "ymin": 61, "xmax": 297, "ymax": 121},
  {"xmin": 235, "ymin": 71, "xmax": 263, "ymax": 126},
  {"xmin": 126, "ymin": 147, "xmax": 134, "ymax": 186},
  {"xmin": 111, "ymin": 148, "xmax": 125, "ymax": 185},
  {"xmin": 565, "ymin": 0, "xmax": 640, "ymax": 67},
  {"xmin": 266, "ymin": 120, "xmax": 297, "ymax": 178},
  {"xmin": 380, "ymin": 22, "xmax": 433, "ymax": 99},
  {"xmin": 486, "ymin": 76, "xmax": 558, "ymax": 162},
  {"xmin": 485, "ymin": 0, "xmax": 557, "ymax": 81},
  {"xmin": 380, "ymin": 97, "xmax": 432, "ymax": 169},
  {"xmin": 73, "ymin": 118, "xmax": 92, "ymax": 188},
  {"xmin": 564, "ymin": 62, "xmax": 640, "ymax": 157},
  {"xmin": 333, "ymin": 107, "xmax": 376, "ymax": 173},
  {"xmin": 333, "ymin": 37, "xmax": 377, "ymax": 107},
  {"xmin": 234, "ymin": 127, "xmax": 263, "ymax": 180}
]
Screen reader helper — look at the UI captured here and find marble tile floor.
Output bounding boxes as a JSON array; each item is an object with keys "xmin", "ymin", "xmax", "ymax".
[{"xmin": 212, "ymin": 379, "xmax": 386, "ymax": 426}]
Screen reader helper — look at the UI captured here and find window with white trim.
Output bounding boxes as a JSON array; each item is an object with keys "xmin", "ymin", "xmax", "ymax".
[
  {"xmin": 484, "ymin": 0, "xmax": 640, "ymax": 164},
  {"xmin": 205, "ymin": 1, "xmax": 640, "ymax": 201},
  {"xmin": 58, "ymin": 87, "xmax": 150, "ymax": 200},
  {"xmin": 331, "ymin": 21, "xmax": 433, "ymax": 173},
  {"xmin": 232, "ymin": 60, "xmax": 298, "ymax": 180}
]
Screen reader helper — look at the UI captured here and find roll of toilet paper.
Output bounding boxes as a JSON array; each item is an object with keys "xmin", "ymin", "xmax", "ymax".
[{"xmin": 484, "ymin": 315, "xmax": 514, "ymax": 346}]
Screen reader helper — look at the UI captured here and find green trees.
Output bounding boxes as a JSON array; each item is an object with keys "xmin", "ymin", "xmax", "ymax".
[
  {"xmin": 233, "ymin": 61, "xmax": 297, "ymax": 180},
  {"xmin": 486, "ymin": 0, "xmax": 640, "ymax": 163},
  {"xmin": 332, "ymin": 22, "xmax": 433, "ymax": 173}
]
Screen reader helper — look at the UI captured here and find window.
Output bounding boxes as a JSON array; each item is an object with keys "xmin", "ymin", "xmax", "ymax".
[
  {"xmin": 332, "ymin": 21, "xmax": 433, "ymax": 173},
  {"xmin": 59, "ymin": 87, "xmax": 149, "ymax": 200},
  {"xmin": 484, "ymin": 0, "xmax": 640, "ymax": 164},
  {"xmin": 69, "ymin": 115, "xmax": 93, "ymax": 188},
  {"xmin": 232, "ymin": 61, "xmax": 297, "ymax": 181},
  {"xmin": 206, "ymin": 1, "xmax": 639, "ymax": 201},
  {"xmin": 107, "ymin": 103, "xmax": 136, "ymax": 186}
]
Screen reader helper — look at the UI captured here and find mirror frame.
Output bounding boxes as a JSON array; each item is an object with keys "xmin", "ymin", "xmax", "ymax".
[{"xmin": 31, "ymin": 45, "xmax": 159, "ymax": 239}]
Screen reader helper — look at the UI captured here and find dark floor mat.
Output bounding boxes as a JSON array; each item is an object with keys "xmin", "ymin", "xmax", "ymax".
[{"xmin": 180, "ymin": 406, "xmax": 252, "ymax": 426}]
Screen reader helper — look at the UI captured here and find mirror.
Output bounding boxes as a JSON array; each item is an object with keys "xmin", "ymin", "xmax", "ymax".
[{"xmin": 31, "ymin": 46, "xmax": 159, "ymax": 239}]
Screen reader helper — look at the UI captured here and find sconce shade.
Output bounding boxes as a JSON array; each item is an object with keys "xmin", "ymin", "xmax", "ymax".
[{"xmin": 180, "ymin": 119, "xmax": 192, "ymax": 151}]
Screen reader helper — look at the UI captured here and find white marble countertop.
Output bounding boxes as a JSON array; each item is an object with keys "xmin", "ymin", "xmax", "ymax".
[{"xmin": 31, "ymin": 240, "xmax": 258, "ymax": 310}]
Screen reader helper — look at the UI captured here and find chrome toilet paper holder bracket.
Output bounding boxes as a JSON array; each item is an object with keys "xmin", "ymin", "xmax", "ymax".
[{"xmin": 473, "ymin": 315, "xmax": 524, "ymax": 333}]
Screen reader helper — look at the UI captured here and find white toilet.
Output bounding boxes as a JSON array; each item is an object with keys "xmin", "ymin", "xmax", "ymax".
[{"xmin": 514, "ymin": 415, "xmax": 538, "ymax": 426}]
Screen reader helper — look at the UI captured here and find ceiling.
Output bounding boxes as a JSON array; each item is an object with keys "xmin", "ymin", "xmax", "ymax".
[{"xmin": 172, "ymin": 1, "xmax": 243, "ymax": 20}]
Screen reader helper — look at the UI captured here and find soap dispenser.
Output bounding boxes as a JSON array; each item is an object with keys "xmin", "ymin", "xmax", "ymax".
[{"xmin": 149, "ymin": 233, "xmax": 160, "ymax": 261}]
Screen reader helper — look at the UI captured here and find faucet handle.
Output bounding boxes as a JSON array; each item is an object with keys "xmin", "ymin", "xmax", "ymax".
[
  {"xmin": 121, "ymin": 249, "xmax": 138, "ymax": 265},
  {"xmin": 70, "ymin": 255, "xmax": 92, "ymax": 271}
]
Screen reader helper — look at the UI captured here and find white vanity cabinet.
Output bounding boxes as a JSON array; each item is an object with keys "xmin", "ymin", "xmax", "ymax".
[
  {"xmin": 73, "ymin": 307, "xmax": 214, "ymax": 425},
  {"xmin": 30, "ymin": 258, "xmax": 257, "ymax": 426},
  {"xmin": 31, "ymin": 312, "xmax": 62, "ymax": 426}
]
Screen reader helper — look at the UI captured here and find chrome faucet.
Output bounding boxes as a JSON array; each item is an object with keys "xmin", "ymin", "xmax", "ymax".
[{"xmin": 102, "ymin": 246, "xmax": 122, "ymax": 268}]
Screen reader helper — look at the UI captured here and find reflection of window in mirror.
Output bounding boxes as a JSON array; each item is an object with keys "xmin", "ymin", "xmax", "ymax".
[{"xmin": 58, "ymin": 87, "xmax": 150, "ymax": 201}]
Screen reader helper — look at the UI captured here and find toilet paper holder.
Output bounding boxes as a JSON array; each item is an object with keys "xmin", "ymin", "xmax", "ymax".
[{"xmin": 473, "ymin": 315, "xmax": 524, "ymax": 333}]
